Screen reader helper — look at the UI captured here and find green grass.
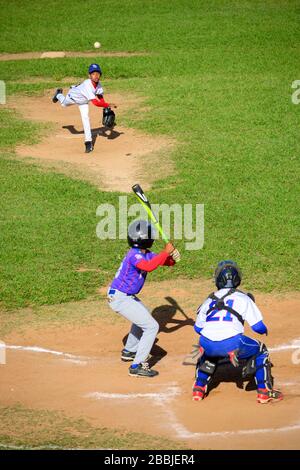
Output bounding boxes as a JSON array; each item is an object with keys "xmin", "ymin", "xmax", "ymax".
[
  {"xmin": 0, "ymin": 157, "xmax": 135, "ymax": 309},
  {"xmin": 0, "ymin": 405, "xmax": 185, "ymax": 450},
  {"xmin": 0, "ymin": 0, "xmax": 299, "ymax": 309},
  {"xmin": 0, "ymin": 0, "xmax": 299, "ymax": 54}
]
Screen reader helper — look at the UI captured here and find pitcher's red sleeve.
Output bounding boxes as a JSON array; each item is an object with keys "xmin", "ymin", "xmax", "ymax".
[
  {"xmin": 136, "ymin": 251, "xmax": 170, "ymax": 272},
  {"xmin": 91, "ymin": 97, "xmax": 110, "ymax": 108}
]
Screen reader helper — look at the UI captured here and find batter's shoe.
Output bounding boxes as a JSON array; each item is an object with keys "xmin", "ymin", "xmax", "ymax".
[
  {"xmin": 192, "ymin": 383, "xmax": 207, "ymax": 401},
  {"xmin": 121, "ymin": 349, "xmax": 136, "ymax": 362},
  {"xmin": 257, "ymin": 388, "xmax": 283, "ymax": 404},
  {"xmin": 52, "ymin": 88, "xmax": 63, "ymax": 103},
  {"xmin": 85, "ymin": 141, "xmax": 94, "ymax": 153},
  {"xmin": 128, "ymin": 362, "xmax": 158, "ymax": 378}
]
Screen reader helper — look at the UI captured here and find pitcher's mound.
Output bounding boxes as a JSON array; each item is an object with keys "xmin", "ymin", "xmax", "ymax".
[{"xmin": 12, "ymin": 91, "xmax": 174, "ymax": 192}]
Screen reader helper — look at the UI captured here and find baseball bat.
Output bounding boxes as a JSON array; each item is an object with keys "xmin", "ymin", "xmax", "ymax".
[
  {"xmin": 132, "ymin": 184, "xmax": 180, "ymax": 263},
  {"xmin": 132, "ymin": 184, "xmax": 169, "ymax": 243}
]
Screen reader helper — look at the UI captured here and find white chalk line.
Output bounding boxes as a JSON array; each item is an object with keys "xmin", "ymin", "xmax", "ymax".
[
  {"xmin": 86, "ymin": 386, "xmax": 181, "ymax": 403},
  {"xmin": 164, "ymin": 410, "xmax": 300, "ymax": 440},
  {"xmin": 5, "ymin": 337, "xmax": 300, "ymax": 361},
  {"xmin": 86, "ymin": 386, "xmax": 300, "ymax": 440},
  {"xmin": 269, "ymin": 338, "xmax": 300, "ymax": 353},
  {"xmin": 6, "ymin": 345, "xmax": 94, "ymax": 364}
]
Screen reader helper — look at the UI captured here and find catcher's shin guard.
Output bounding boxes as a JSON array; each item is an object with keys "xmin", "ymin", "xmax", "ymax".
[
  {"xmin": 254, "ymin": 343, "xmax": 274, "ymax": 390},
  {"xmin": 195, "ymin": 355, "xmax": 216, "ymax": 389}
]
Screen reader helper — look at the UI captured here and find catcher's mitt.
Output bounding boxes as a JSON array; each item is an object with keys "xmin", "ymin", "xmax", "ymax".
[{"xmin": 102, "ymin": 107, "xmax": 116, "ymax": 128}]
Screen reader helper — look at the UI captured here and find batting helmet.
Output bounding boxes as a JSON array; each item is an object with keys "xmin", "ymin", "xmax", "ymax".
[
  {"xmin": 215, "ymin": 260, "xmax": 242, "ymax": 289},
  {"xmin": 88, "ymin": 63, "xmax": 102, "ymax": 75},
  {"xmin": 127, "ymin": 220, "xmax": 156, "ymax": 249}
]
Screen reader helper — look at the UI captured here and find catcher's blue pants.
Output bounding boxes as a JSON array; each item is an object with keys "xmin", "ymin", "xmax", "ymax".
[{"xmin": 196, "ymin": 334, "xmax": 269, "ymax": 389}]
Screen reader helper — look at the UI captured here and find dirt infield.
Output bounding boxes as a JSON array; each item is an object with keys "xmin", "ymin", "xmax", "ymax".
[
  {"xmin": 11, "ymin": 91, "xmax": 173, "ymax": 192},
  {"xmin": 1, "ymin": 279, "xmax": 300, "ymax": 450}
]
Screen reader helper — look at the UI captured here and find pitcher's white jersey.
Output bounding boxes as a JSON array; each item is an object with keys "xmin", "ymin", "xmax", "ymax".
[
  {"xmin": 195, "ymin": 288, "xmax": 263, "ymax": 341},
  {"xmin": 68, "ymin": 79, "xmax": 104, "ymax": 105}
]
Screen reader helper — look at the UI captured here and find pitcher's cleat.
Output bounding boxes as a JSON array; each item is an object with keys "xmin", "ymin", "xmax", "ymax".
[
  {"xmin": 85, "ymin": 141, "xmax": 94, "ymax": 153},
  {"xmin": 52, "ymin": 88, "xmax": 63, "ymax": 103},
  {"xmin": 128, "ymin": 362, "xmax": 158, "ymax": 378},
  {"xmin": 192, "ymin": 383, "xmax": 207, "ymax": 401},
  {"xmin": 121, "ymin": 349, "xmax": 136, "ymax": 362},
  {"xmin": 257, "ymin": 388, "xmax": 283, "ymax": 404}
]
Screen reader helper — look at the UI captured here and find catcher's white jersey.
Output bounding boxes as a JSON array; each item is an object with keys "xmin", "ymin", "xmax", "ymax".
[
  {"xmin": 67, "ymin": 79, "xmax": 104, "ymax": 105},
  {"xmin": 195, "ymin": 288, "xmax": 263, "ymax": 341}
]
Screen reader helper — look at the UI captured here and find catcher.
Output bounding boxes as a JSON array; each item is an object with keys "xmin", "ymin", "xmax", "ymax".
[
  {"xmin": 52, "ymin": 63, "xmax": 116, "ymax": 153},
  {"xmin": 107, "ymin": 219, "xmax": 180, "ymax": 378},
  {"xmin": 193, "ymin": 260, "xmax": 283, "ymax": 404}
]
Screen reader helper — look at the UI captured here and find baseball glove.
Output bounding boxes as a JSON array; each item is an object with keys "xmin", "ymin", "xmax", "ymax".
[{"xmin": 102, "ymin": 107, "xmax": 116, "ymax": 128}]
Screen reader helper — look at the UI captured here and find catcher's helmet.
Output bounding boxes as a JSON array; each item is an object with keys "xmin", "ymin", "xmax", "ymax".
[
  {"xmin": 88, "ymin": 63, "xmax": 102, "ymax": 74},
  {"xmin": 215, "ymin": 260, "xmax": 242, "ymax": 289},
  {"xmin": 128, "ymin": 220, "xmax": 156, "ymax": 249}
]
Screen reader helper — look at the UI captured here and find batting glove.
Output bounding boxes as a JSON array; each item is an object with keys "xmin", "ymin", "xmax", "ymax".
[{"xmin": 171, "ymin": 248, "xmax": 181, "ymax": 262}]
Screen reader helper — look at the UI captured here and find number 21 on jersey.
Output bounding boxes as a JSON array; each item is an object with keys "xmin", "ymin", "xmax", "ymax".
[{"xmin": 206, "ymin": 300, "xmax": 234, "ymax": 322}]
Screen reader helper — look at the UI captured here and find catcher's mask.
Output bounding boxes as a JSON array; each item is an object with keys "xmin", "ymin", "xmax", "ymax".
[
  {"xmin": 102, "ymin": 107, "xmax": 116, "ymax": 128},
  {"xmin": 215, "ymin": 260, "xmax": 242, "ymax": 289}
]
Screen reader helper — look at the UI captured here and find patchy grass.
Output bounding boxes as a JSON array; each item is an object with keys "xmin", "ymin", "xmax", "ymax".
[{"xmin": 0, "ymin": 404, "xmax": 186, "ymax": 450}]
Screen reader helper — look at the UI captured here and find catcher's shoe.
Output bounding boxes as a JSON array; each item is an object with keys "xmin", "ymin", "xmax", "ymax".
[
  {"xmin": 192, "ymin": 383, "xmax": 207, "ymax": 401},
  {"xmin": 52, "ymin": 88, "xmax": 63, "ymax": 103},
  {"xmin": 121, "ymin": 349, "xmax": 136, "ymax": 362},
  {"xmin": 85, "ymin": 141, "xmax": 94, "ymax": 153},
  {"xmin": 257, "ymin": 388, "xmax": 283, "ymax": 404},
  {"xmin": 128, "ymin": 362, "xmax": 158, "ymax": 378}
]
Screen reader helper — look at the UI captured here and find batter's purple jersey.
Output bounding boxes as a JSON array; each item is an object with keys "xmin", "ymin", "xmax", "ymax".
[{"xmin": 110, "ymin": 248, "xmax": 156, "ymax": 295}]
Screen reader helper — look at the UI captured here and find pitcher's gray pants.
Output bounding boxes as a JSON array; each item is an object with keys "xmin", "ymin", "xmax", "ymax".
[{"xmin": 108, "ymin": 289, "xmax": 159, "ymax": 365}]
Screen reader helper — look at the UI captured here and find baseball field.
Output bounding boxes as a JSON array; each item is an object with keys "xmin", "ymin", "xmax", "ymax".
[{"xmin": 0, "ymin": 0, "xmax": 299, "ymax": 450}]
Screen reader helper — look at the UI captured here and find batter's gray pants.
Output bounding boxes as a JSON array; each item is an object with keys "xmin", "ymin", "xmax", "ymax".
[{"xmin": 107, "ymin": 289, "xmax": 159, "ymax": 365}]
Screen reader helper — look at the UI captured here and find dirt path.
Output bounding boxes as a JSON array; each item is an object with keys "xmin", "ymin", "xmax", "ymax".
[
  {"xmin": 10, "ymin": 91, "xmax": 173, "ymax": 192},
  {"xmin": 0, "ymin": 51, "xmax": 149, "ymax": 61},
  {"xmin": 1, "ymin": 279, "xmax": 300, "ymax": 449}
]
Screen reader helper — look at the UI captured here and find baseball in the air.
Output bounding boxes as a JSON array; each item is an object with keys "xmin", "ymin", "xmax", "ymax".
[{"xmin": 94, "ymin": 41, "xmax": 101, "ymax": 49}]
